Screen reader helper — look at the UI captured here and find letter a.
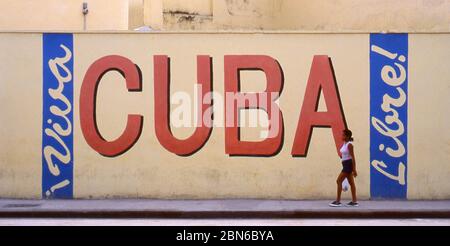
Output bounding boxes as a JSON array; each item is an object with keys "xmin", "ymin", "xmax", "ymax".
[{"xmin": 291, "ymin": 56, "xmax": 347, "ymax": 156}]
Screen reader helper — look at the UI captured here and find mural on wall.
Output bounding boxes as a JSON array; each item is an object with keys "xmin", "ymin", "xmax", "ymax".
[
  {"xmin": 42, "ymin": 33, "xmax": 74, "ymax": 198},
  {"xmin": 370, "ymin": 33, "xmax": 408, "ymax": 199},
  {"xmin": 39, "ymin": 32, "xmax": 409, "ymax": 199}
]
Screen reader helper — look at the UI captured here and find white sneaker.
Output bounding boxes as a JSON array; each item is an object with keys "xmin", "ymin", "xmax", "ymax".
[
  {"xmin": 329, "ymin": 201, "xmax": 342, "ymax": 207},
  {"xmin": 346, "ymin": 201, "xmax": 359, "ymax": 207}
]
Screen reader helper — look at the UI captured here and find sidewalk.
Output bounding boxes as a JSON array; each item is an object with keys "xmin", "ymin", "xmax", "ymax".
[{"xmin": 1, "ymin": 199, "xmax": 449, "ymax": 218}]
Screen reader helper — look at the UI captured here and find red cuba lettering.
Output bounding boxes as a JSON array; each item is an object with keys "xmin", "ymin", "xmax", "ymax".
[{"xmin": 79, "ymin": 54, "xmax": 347, "ymax": 158}]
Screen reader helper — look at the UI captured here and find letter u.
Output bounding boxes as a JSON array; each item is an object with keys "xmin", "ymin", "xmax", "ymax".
[{"xmin": 154, "ymin": 55, "xmax": 213, "ymax": 156}]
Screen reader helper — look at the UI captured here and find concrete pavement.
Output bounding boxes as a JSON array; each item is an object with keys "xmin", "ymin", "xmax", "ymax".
[
  {"xmin": 1, "ymin": 199, "xmax": 449, "ymax": 219},
  {"xmin": 2, "ymin": 218, "xmax": 450, "ymax": 226}
]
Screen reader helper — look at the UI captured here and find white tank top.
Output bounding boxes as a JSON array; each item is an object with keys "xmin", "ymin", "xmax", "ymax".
[{"xmin": 340, "ymin": 141, "xmax": 353, "ymax": 161}]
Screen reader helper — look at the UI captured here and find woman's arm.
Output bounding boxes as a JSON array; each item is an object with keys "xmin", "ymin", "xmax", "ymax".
[{"xmin": 348, "ymin": 143, "xmax": 357, "ymax": 177}]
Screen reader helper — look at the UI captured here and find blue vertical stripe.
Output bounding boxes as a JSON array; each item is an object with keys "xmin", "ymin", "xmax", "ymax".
[
  {"xmin": 42, "ymin": 33, "xmax": 74, "ymax": 199},
  {"xmin": 370, "ymin": 33, "xmax": 408, "ymax": 199}
]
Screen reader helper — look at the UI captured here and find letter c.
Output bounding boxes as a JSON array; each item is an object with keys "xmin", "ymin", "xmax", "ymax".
[{"xmin": 80, "ymin": 55, "xmax": 143, "ymax": 157}]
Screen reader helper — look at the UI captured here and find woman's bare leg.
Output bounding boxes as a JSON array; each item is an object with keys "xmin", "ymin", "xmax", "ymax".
[
  {"xmin": 336, "ymin": 172, "xmax": 347, "ymax": 202},
  {"xmin": 347, "ymin": 174, "xmax": 357, "ymax": 202}
]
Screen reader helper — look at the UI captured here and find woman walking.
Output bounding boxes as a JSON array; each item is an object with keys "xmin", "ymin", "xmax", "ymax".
[{"xmin": 329, "ymin": 129, "xmax": 358, "ymax": 207}]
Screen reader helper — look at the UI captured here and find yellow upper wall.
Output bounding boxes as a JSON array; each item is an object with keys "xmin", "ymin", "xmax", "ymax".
[
  {"xmin": 140, "ymin": 0, "xmax": 450, "ymax": 32},
  {"xmin": 279, "ymin": 0, "xmax": 450, "ymax": 32},
  {"xmin": 0, "ymin": 0, "xmax": 129, "ymax": 31},
  {"xmin": 129, "ymin": 0, "xmax": 145, "ymax": 30},
  {"xmin": 164, "ymin": 0, "xmax": 212, "ymax": 15},
  {"xmin": 1, "ymin": 0, "xmax": 449, "ymax": 31}
]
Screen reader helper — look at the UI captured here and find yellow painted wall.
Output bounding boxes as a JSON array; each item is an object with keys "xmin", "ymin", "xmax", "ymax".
[
  {"xmin": 71, "ymin": 33, "xmax": 369, "ymax": 199},
  {"xmin": 139, "ymin": 0, "xmax": 221, "ymax": 30},
  {"xmin": 1, "ymin": 1, "xmax": 448, "ymax": 31},
  {"xmin": 164, "ymin": 0, "xmax": 212, "ymax": 15},
  {"xmin": 0, "ymin": 33, "xmax": 42, "ymax": 198},
  {"xmin": 212, "ymin": 0, "xmax": 282, "ymax": 30},
  {"xmin": 0, "ymin": 32, "xmax": 449, "ymax": 199},
  {"xmin": 143, "ymin": 0, "xmax": 164, "ymax": 30},
  {"xmin": 278, "ymin": 0, "xmax": 450, "ymax": 32},
  {"xmin": 408, "ymin": 34, "xmax": 450, "ymax": 199},
  {"xmin": 0, "ymin": 0, "xmax": 129, "ymax": 31},
  {"xmin": 143, "ymin": 0, "xmax": 450, "ymax": 31},
  {"xmin": 129, "ymin": 0, "xmax": 144, "ymax": 30}
]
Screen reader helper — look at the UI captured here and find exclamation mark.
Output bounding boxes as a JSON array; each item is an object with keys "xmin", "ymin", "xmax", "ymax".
[{"xmin": 45, "ymin": 179, "xmax": 70, "ymax": 198}]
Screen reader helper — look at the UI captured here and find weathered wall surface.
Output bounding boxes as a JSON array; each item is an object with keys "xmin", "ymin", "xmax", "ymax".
[
  {"xmin": 2, "ymin": 0, "xmax": 449, "ymax": 31},
  {"xmin": 129, "ymin": 0, "xmax": 145, "ymax": 30},
  {"xmin": 212, "ymin": 0, "xmax": 282, "ymax": 30},
  {"xmin": 0, "ymin": 32, "xmax": 449, "ymax": 199},
  {"xmin": 160, "ymin": 0, "xmax": 213, "ymax": 30},
  {"xmin": 408, "ymin": 34, "xmax": 450, "ymax": 199},
  {"xmin": 0, "ymin": 0, "xmax": 129, "ymax": 31},
  {"xmin": 278, "ymin": 0, "xmax": 450, "ymax": 32},
  {"xmin": 143, "ymin": 0, "xmax": 450, "ymax": 31}
]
